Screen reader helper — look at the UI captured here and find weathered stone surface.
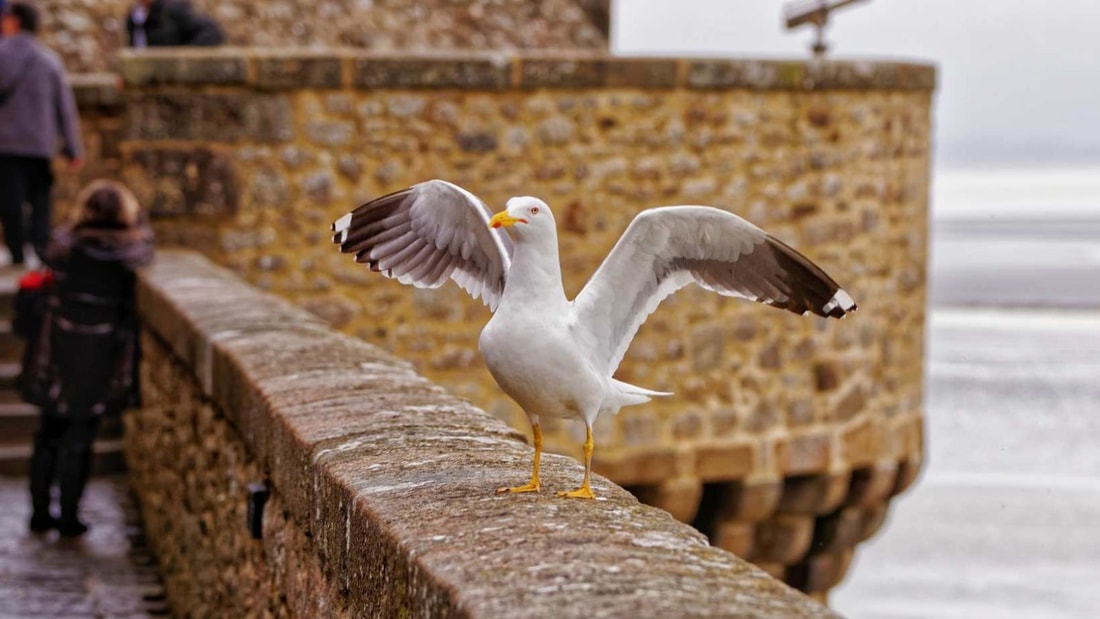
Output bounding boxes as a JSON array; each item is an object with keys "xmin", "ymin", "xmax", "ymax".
[
  {"xmin": 809, "ymin": 506, "xmax": 866, "ymax": 555},
  {"xmin": 718, "ymin": 478, "xmax": 783, "ymax": 523},
  {"xmin": 352, "ymin": 54, "xmax": 511, "ymax": 90},
  {"xmin": 125, "ymin": 147, "xmax": 240, "ymax": 217},
  {"xmin": 118, "ymin": 50, "xmax": 249, "ymax": 86},
  {"xmin": 777, "ymin": 434, "xmax": 834, "ymax": 476},
  {"xmin": 785, "ymin": 550, "xmax": 854, "ymax": 594},
  {"xmin": 0, "ymin": 477, "xmax": 169, "ymax": 618},
  {"xmin": 843, "ymin": 462, "xmax": 898, "ymax": 508},
  {"xmin": 40, "ymin": 0, "xmax": 609, "ymax": 74},
  {"xmin": 695, "ymin": 442, "xmax": 756, "ymax": 480},
  {"xmin": 61, "ymin": 48, "xmax": 934, "ymax": 601},
  {"xmin": 130, "ymin": 251, "xmax": 838, "ymax": 618},
  {"xmin": 750, "ymin": 514, "xmax": 814, "ymax": 564},
  {"xmin": 629, "ymin": 476, "xmax": 704, "ymax": 523},
  {"xmin": 70, "ymin": 73, "xmax": 123, "ymax": 107},
  {"xmin": 255, "ymin": 52, "xmax": 345, "ymax": 90},
  {"xmin": 712, "ymin": 520, "xmax": 755, "ymax": 558},
  {"xmin": 124, "ymin": 92, "xmax": 294, "ymax": 142},
  {"xmin": 778, "ymin": 473, "xmax": 851, "ymax": 516}
]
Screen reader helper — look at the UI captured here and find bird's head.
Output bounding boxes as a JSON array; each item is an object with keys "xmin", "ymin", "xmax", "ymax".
[{"xmin": 489, "ymin": 196, "xmax": 554, "ymax": 237}]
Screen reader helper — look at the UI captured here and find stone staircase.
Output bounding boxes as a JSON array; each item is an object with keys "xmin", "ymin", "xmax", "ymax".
[{"xmin": 0, "ymin": 268, "xmax": 125, "ymax": 477}]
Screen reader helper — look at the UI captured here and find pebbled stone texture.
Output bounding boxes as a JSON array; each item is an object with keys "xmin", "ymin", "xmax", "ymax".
[
  {"xmin": 60, "ymin": 48, "xmax": 933, "ymax": 599},
  {"xmin": 128, "ymin": 250, "xmax": 838, "ymax": 618}
]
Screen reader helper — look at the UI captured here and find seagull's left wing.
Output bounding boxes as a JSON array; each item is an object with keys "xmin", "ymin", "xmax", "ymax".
[
  {"xmin": 332, "ymin": 179, "xmax": 513, "ymax": 310},
  {"xmin": 572, "ymin": 206, "xmax": 856, "ymax": 375}
]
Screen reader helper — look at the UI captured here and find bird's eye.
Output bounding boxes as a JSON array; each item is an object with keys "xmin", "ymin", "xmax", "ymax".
[{"xmin": 530, "ymin": 206, "xmax": 539, "ymax": 215}]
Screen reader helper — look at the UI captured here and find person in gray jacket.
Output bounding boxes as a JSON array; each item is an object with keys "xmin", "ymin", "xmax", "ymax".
[{"xmin": 0, "ymin": 2, "xmax": 83, "ymax": 266}]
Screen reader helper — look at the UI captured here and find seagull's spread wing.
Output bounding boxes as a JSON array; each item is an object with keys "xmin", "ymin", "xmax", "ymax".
[
  {"xmin": 572, "ymin": 206, "xmax": 856, "ymax": 374},
  {"xmin": 332, "ymin": 180, "xmax": 513, "ymax": 310}
]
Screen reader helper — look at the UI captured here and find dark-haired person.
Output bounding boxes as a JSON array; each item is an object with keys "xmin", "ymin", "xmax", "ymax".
[
  {"xmin": 23, "ymin": 180, "xmax": 154, "ymax": 536},
  {"xmin": 0, "ymin": 2, "xmax": 84, "ymax": 266},
  {"xmin": 126, "ymin": 0, "xmax": 225, "ymax": 48}
]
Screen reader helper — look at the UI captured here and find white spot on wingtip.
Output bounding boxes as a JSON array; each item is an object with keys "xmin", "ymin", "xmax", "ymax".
[
  {"xmin": 333, "ymin": 212, "xmax": 352, "ymax": 233},
  {"xmin": 822, "ymin": 288, "xmax": 856, "ymax": 314}
]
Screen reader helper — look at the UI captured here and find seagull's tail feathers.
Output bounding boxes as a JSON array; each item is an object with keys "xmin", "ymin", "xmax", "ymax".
[{"xmin": 608, "ymin": 378, "xmax": 673, "ymax": 411}]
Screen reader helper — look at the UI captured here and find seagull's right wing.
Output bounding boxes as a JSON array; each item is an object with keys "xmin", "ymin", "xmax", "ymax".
[{"xmin": 332, "ymin": 180, "xmax": 513, "ymax": 311}]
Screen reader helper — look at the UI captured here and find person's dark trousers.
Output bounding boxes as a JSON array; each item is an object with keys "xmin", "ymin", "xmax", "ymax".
[
  {"xmin": 28, "ymin": 413, "xmax": 101, "ymax": 534},
  {"xmin": 0, "ymin": 155, "xmax": 54, "ymax": 264}
]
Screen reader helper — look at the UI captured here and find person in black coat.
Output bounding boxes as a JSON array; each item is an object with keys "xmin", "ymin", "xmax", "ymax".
[
  {"xmin": 23, "ymin": 180, "xmax": 154, "ymax": 536},
  {"xmin": 126, "ymin": 0, "xmax": 224, "ymax": 48}
]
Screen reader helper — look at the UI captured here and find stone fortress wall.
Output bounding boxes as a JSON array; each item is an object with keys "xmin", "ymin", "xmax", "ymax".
[
  {"xmin": 62, "ymin": 48, "xmax": 933, "ymax": 599},
  {"xmin": 130, "ymin": 250, "xmax": 838, "ymax": 618},
  {"xmin": 36, "ymin": 0, "xmax": 609, "ymax": 73}
]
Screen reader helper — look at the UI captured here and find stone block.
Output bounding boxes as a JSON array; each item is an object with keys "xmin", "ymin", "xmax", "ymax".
[
  {"xmin": 256, "ymin": 54, "xmax": 345, "ymax": 90},
  {"xmin": 592, "ymin": 446, "xmax": 680, "ymax": 486},
  {"xmin": 832, "ymin": 383, "xmax": 867, "ymax": 422},
  {"xmin": 606, "ymin": 58, "xmax": 680, "ymax": 89},
  {"xmin": 891, "ymin": 458, "xmax": 922, "ymax": 497},
  {"xmin": 750, "ymin": 514, "xmax": 814, "ymax": 564},
  {"xmin": 776, "ymin": 433, "xmax": 833, "ymax": 476},
  {"xmin": 841, "ymin": 418, "xmax": 883, "ymax": 467},
  {"xmin": 125, "ymin": 93, "xmax": 294, "ymax": 142},
  {"xmin": 812, "ymin": 361, "xmax": 840, "ymax": 391},
  {"xmin": 843, "ymin": 462, "xmax": 898, "ymax": 507},
  {"xmin": 630, "ymin": 476, "xmax": 703, "ymax": 523},
  {"xmin": 778, "ymin": 473, "xmax": 850, "ymax": 515},
  {"xmin": 809, "ymin": 506, "xmax": 864, "ymax": 555},
  {"xmin": 351, "ymin": 55, "xmax": 510, "ymax": 90},
  {"xmin": 712, "ymin": 521, "xmax": 755, "ymax": 558},
  {"xmin": 685, "ymin": 58, "xmax": 935, "ymax": 91},
  {"xmin": 858, "ymin": 502, "xmax": 890, "ymax": 542},
  {"xmin": 118, "ymin": 51, "xmax": 249, "ymax": 86},
  {"xmin": 785, "ymin": 550, "xmax": 854, "ymax": 594},
  {"xmin": 718, "ymin": 477, "xmax": 783, "ymax": 522},
  {"xmin": 519, "ymin": 56, "xmax": 610, "ymax": 89},
  {"xmin": 695, "ymin": 442, "xmax": 757, "ymax": 481},
  {"xmin": 71, "ymin": 73, "xmax": 123, "ymax": 107}
]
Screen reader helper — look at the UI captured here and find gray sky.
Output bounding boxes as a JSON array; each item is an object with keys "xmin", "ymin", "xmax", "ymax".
[{"xmin": 614, "ymin": 0, "xmax": 1100, "ymax": 167}]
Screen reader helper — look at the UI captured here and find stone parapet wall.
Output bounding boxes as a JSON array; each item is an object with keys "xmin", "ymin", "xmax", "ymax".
[
  {"xmin": 66, "ymin": 49, "xmax": 933, "ymax": 597},
  {"xmin": 128, "ymin": 250, "xmax": 837, "ymax": 618},
  {"xmin": 39, "ymin": 0, "xmax": 609, "ymax": 74}
]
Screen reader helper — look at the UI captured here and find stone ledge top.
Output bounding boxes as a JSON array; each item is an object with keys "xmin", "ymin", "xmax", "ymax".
[
  {"xmin": 115, "ymin": 48, "xmax": 936, "ymax": 92},
  {"xmin": 136, "ymin": 250, "xmax": 838, "ymax": 618},
  {"xmin": 70, "ymin": 73, "xmax": 123, "ymax": 107}
]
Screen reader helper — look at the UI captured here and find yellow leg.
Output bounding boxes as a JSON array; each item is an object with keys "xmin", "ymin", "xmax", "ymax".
[
  {"xmin": 557, "ymin": 425, "xmax": 596, "ymax": 499},
  {"xmin": 497, "ymin": 423, "xmax": 542, "ymax": 494}
]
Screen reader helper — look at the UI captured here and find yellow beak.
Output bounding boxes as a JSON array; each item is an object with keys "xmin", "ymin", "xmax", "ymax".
[{"xmin": 489, "ymin": 211, "xmax": 527, "ymax": 229}]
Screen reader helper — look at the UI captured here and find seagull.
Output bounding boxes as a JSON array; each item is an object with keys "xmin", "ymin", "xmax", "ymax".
[{"xmin": 332, "ymin": 179, "xmax": 856, "ymax": 499}]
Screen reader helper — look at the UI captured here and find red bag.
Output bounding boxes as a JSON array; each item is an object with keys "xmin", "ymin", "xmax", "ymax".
[{"xmin": 13, "ymin": 270, "xmax": 54, "ymax": 339}]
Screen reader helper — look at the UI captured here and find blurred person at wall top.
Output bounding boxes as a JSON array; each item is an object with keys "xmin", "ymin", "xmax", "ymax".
[
  {"xmin": 21, "ymin": 180, "xmax": 154, "ymax": 537},
  {"xmin": 126, "ymin": 0, "xmax": 225, "ymax": 48},
  {"xmin": 0, "ymin": 1, "xmax": 83, "ymax": 266}
]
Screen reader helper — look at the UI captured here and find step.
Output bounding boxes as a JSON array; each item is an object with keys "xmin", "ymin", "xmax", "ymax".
[
  {"xmin": 0, "ymin": 439, "xmax": 126, "ymax": 477},
  {"xmin": 0, "ymin": 361, "xmax": 19, "ymax": 390},
  {"xmin": 0, "ymin": 271, "xmax": 16, "ymax": 321},
  {"xmin": 0, "ymin": 401, "xmax": 39, "ymax": 443},
  {"xmin": 0, "ymin": 404, "xmax": 125, "ymax": 446},
  {"xmin": 0, "ymin": 320, "xmax": 23, "ymax": 362}
]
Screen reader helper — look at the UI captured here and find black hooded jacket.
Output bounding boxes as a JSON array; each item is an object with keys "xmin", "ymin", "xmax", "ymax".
[
  {"xmin": 20, "ymin": 222, "xmax": 154, "ymax": 418},
  {"xmin": 126, "ymin": 0, "xmax": 225, "ymax": 47}
]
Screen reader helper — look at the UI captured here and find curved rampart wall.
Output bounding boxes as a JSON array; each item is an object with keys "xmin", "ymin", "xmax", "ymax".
[
  {"xmin": 37, "ymin": 0, "xmax": 608, "ymax": 74},
  {"xmin": 129, "ymin": 250, "xmax": 837, "ymax": 618},
  {"xmin": 65, "ymin": 49, "xmax": 933, "ymax": 597}
]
